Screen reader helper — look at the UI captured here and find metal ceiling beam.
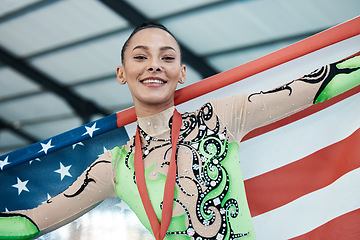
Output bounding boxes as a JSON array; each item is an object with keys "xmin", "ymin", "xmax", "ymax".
[
  {"xmin": 204, "ymin": 29, "xmax": 327, "ymax": 58},
  {"xmin": 100, "ymin": 0, "xmax": 218, "ymax": 79},
  {"xmin": 0, "ymin": 46, "xmax": 110, "ymax": 123},
  {"xmin": 0, "ymin": 0, "xmax": 58, "ymax": 23},
  {"xmin": 156, "ymin": 0, "xmax": 234, "ymax": 21},
  {"xmin": 25, "ymin": 27, "xmax": 126, "ymax": 59},
  {"xmin": 0, "ymin": 118, "xmax": 39, "ymax": 144}
]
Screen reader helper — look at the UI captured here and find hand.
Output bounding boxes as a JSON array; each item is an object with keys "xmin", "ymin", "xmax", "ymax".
[{"xmin": 0, "ymin": 213, "xmax": 40, "ymax": 240}]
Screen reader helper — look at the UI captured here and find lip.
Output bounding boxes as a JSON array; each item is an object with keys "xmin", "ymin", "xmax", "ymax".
[{"xmin": 140, "ymin": 77, "xmax": 167, "ymax": 86}]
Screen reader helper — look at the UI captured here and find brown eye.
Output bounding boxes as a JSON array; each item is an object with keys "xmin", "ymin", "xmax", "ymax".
[
  {"xmin": 162, "ymin": 56, "xmax": 175, "ymax": 61},
  {"xmin": 134, "ymin": 56, "xmax": 147, "ymax": 60}
]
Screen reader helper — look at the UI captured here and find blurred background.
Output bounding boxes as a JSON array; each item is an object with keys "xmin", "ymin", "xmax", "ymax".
[{"xmin": 0, "ymin": 1, "xmax": 359, "ymax": 239}]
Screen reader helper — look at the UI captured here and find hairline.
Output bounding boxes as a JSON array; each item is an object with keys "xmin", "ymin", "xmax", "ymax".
[
  {"xmin": 131, "ymin": 45, "xmax": 177, "ymax": 53},
  {"xmin": 121, "ymin": 24, "xmax": 182, "ymax": 65}
]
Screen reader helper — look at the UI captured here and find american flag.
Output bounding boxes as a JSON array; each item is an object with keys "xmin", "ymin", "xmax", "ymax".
[
  {"xmin": 0, "ymin": 16, "xmax": 359, "ymax": 239},
  {"xmin": 173, "ymin": 16, "xmax": 360, "ymax": 239},
  {"xmin": 0, "ymin": 113, "xmax": 129, "ymax": 211}
]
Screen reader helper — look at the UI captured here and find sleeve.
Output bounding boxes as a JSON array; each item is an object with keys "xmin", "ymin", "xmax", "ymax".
[
  {"xmin": 0, "ymin": 151, "xmax": 117, "ymax": 239},
  {"xmin": 211, "ymin": 53, "xmax": 360, "ymax": 140}
]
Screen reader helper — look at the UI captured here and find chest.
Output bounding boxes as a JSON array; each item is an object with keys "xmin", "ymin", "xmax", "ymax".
[{"xmin": 113, "ymin": 106, "xmax": 255, "ymax": 239}]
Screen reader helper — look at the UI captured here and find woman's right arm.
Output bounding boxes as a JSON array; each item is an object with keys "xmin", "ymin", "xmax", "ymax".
[{"xmin": 0, "ymin": 151, "xmax": 117, "ymax": 239}]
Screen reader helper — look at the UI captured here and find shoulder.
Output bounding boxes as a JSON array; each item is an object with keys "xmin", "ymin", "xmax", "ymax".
[{"xmin": 210, "ymin": 94, "xmax": 247, "ymax": 111}]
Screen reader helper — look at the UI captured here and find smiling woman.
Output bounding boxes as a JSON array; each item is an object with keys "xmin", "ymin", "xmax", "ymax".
[
  {"xmin": 116, "ymin": 23, "xmax": 186, "ymax": 118},
  {"xmin": 0, "ymin": 22, "xmax": 359, "ymax": 240}
]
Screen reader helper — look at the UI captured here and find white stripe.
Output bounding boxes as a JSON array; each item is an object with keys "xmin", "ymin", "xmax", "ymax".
[
  {"xmin": 124, "ymin": 122, "xmax": 137, "ymax": 140},
  {"xmin": 252, "ymin": 167, "xmax": 360, "ymax": 240},
  {"xmin": 178, "ymin": 34, "xmax": 360, "ymax": 113},
  {"xmin": 240, "ymin": 92, "xmax": 360, "ymax": 180}
]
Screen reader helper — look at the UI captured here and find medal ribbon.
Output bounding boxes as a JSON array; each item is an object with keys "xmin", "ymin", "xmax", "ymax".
[{"xmin": 134, "ymin": 109, "xmax": 182, "ymax": 240}]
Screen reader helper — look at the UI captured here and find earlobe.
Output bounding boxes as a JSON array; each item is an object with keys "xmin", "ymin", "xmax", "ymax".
[
  {"xmin": 116, "ymin": 66, "xmax": 127, "ymax": 85},
  {"xmin": 179, "ymin": 64, "xmax": 186, "ymax": 84}
]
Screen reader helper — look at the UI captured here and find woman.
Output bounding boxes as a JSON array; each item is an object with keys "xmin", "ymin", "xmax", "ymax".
[{"xmin": 0, "ymin": 22, "xmax": 358, "ymax": 240}]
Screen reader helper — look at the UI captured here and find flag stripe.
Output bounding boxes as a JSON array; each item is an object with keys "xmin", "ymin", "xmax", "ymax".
[
  {"xmin": 245, "ymin": 128, "xmax": 360, "ymax": 217},
  {"xmin": 290, "ymin": 208, "xmax": 360, "ymax": 240},
  {"xmin": 252, "ymin": 167, "xmax": 360, "ymax": 240},
  {"xmin": 240, "ymin": 92, "xmax": 360, "ymax": 180},
  {"xmin": 116, "ymin": 17, "xmax": 360, "ymax": 128},
  {"xmin": 174, "ymin": 16, "xmax": 360, "ymax": 105},
  {"xmin": 177, "ymin": 35, "xmax": 360, "ymax": 117}
]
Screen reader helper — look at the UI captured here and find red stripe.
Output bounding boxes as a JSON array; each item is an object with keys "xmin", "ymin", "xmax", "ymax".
[
  {"xmin": 244, "ymin": 128, "xmax": 360, "ymax": 217},
  {"xmin": 174, "ymin": 17, "xmax": 360, "ymax": 105},
  {"xmin": 290, "ymin": 208, "xmax": 360, "ymax": 240},
  {"xmin": 116, "ymin": 107, "xmax": 135, "ymax": 128},
  {"xmin": 116, "ymin": 17, "xmax": 360, "ymax": 128}
]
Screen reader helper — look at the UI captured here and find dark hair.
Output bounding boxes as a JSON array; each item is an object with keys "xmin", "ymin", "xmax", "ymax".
[{"xmin": 121, "ymin": 22, "xmax": 180, "ymax": 64}]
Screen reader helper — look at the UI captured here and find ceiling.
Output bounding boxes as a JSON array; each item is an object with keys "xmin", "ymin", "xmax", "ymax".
[{"xmin": 0, "ymin": 0, "xmax": 359, "ymax": 155}]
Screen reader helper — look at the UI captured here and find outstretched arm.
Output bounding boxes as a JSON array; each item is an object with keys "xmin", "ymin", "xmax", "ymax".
[
  {"xmin": 212, "ymin": 53, "xmax": 360, "ymax": 139},
  {"xmin": 0, "ymin": 151, "xmax": 116, "ymax": 239}
]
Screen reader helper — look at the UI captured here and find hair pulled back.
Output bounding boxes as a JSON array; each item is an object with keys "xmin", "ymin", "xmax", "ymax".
[{"xmin": 121, "ymin": 22, "xmax": 180, "ymax": 64}]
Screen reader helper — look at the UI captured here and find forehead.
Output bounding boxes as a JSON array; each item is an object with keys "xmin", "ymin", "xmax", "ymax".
[{"xmin": 127, "ymin": 28, "xmax": 180, "ymax": 52}]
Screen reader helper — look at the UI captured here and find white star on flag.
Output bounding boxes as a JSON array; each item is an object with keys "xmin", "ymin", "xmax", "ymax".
[
  {"xmin": 42, "ymin": 193, "xmax": 52, "ymax": 204},
  {"xmin": 54, "ymin": 162, "xmax": 72, "ymax": 181},
  {"xmin": 82, "ymin": 123, "xmax": 99, "ymax": 138},
  {"xmin": 29, "ymin": 158, "xmax": 41, "ymax": 165},
  {"xmin": 72, "ymin": 142, "xmax": 84, "ymax": 149},
  {"xmin": 38, "ymin": 139, "xmax": 54, "ymax": 154},
  {"xmin": 12, "ymin": 177, "xmax": 30, "ymax": 195},
  {"xmin": 98, "ymin": 146, "xmax": 108, "ymax": 157},
  {"xmin": 0, "ymin": 156, "xmax": 10, "ymax": 170}
]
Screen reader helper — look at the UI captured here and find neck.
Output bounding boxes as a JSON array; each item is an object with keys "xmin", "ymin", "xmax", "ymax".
[
  {"xmin": 134, "ymin": 100, "xmax": 175, "ymax": 118},
  {"xmin": 137, "ymin": 106, "xmax": 174, "ymax": 136}
]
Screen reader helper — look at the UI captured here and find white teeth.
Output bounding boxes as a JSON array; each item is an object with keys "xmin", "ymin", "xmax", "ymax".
[{"xmin": 142, "ymin": 79, "xmax": 165, "ymax": 84}]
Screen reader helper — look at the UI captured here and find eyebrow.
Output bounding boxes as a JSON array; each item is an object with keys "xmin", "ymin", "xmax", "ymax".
[
  {"xmin": 160, "ymin": 46, "xmax": 176, "ymax": 52},
  {"xmin": 132, "ymin": 45, "xmax": 176, "ymax": 52}
]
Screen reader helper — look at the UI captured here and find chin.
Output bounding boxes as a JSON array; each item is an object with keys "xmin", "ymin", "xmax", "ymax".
[{"xmin": 144, "ymin": 96, "xmax": 173, "ymax": 106}]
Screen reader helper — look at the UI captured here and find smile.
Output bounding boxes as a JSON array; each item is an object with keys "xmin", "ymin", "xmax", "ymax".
[{"xmin": 140, "ymin": 78, "xmax": 166, "ymax": 84}]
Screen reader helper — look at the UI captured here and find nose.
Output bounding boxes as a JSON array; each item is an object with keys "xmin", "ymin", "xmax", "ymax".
[
  {"xmin": 147, "ymin": 66, "xmax": 162, "ymax": 72},
  {"xmin": 147, "ymin": 59, "xmax": 163, "ymax": 72}
]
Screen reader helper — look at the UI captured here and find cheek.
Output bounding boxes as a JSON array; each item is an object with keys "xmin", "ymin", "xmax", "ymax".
[
  {"xmin": 168, "ymin": 67, "xmax": 182, "ymax": 80},
  {"xmin": 125, "ymin": 65, "xmax": 143, "ymax": 79}
]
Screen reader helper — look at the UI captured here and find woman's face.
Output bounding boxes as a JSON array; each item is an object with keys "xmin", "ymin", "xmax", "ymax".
[{"xmin": 117, "ymin": 28, "xmax": 186, "ymax": 116}]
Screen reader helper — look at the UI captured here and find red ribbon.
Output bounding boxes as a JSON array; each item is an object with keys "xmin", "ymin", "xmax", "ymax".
[{"xmin": 134, "ymin": 109, "xmax": 182, "ymax": 240}]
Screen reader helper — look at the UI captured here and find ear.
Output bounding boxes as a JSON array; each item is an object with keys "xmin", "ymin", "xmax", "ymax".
[
  {"xmin": 178, "ymin": 64, "xmax": 186, "ymax": 84},
  {"xmin": 116, "ymin": 66, "xmax": 126, "ymax": 85}
]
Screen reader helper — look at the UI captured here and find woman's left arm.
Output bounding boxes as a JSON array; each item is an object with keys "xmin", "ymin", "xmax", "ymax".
[{"xmin": 212, "ymin": 53, "xmax": 360, "ymax": 139}]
